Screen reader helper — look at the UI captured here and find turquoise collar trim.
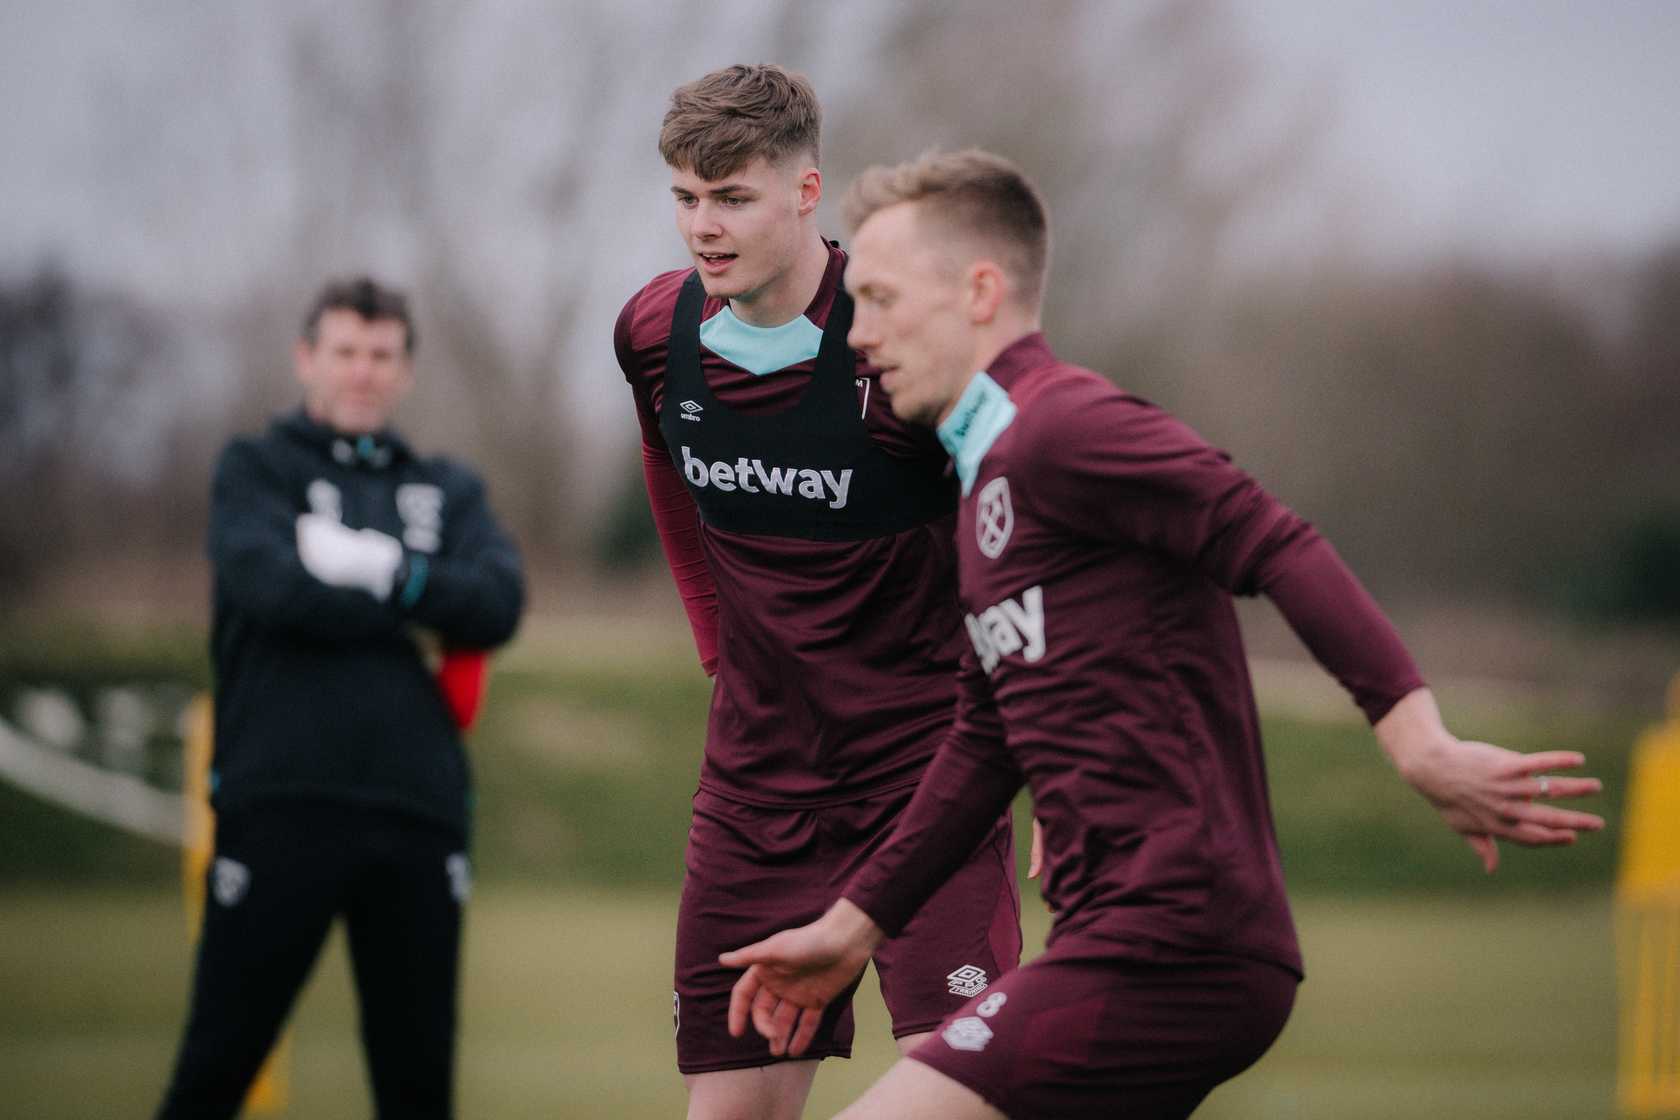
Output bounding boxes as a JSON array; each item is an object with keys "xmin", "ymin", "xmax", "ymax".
[
  {"xmin": 699, "ymin": 306, "xmax": 824, "ymax": 376},
  {"xmin": 937, "ymin": 372, "xmax": 1017, "ymax": 496}
]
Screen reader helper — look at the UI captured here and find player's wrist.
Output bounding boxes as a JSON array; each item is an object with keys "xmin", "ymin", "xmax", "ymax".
[
  {"xmin": 824, "ymin": 898, "xmax": 886, "ymax": 958},
  {"xmin": 1374, "ymin": 687, "xmax": 1451, "ymax": 778}
]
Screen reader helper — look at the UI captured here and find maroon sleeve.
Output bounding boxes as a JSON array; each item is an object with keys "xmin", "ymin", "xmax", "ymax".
[
  {"xmin": 1028, "ymin": 380, "xmax": 1423, "ymax": 724},
  {"xmin": 617, "ymin": 285, "xmax": 719, "ymax": 675},
  {"xmin": 1254, "ymin": 535, "xmax": 1426, "ymax": 723},
  {"xmin": 842, "ymin": 649, "xmax": 1023, "ymax": 936},
  {"xmin": 642, "ymin": 439, "xmax": 718, "ymax": 675}
]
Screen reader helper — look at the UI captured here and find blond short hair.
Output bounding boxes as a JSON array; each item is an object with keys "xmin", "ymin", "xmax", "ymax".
[
  {"xmin": 843, "ymin": 149, "xmax": 1050, "ymax": 307},
  {"xmin": 659, "ymin": 64, "xmax": 821, "ymax": 181}
]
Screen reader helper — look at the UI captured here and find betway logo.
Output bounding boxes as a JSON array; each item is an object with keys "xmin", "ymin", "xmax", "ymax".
[
  {"xmin": 965, "ymin": 585, "xmax": 1046, "ymax": 675},
  {"xmin": 681, "ymin": 446, "xmax": 853, "ymax": 510}
]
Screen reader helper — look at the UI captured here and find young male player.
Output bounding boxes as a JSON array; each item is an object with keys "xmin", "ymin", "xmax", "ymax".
[
  {"xmin": 721, "ymin": 150, "xmax": 1607, "ymax": 1119},
  {"xmin": 614, "ymin": 68, "xmax": 1020, "ymax": 1119}
]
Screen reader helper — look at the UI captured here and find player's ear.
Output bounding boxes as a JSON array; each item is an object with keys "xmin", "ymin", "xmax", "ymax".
[
  {"xmin": 796, "ymin": 167, "xmax": 822, "ymax": 217},
  {"xmin": 966, "ymin": 260, "xmax": 1008, "ymax": 325}
]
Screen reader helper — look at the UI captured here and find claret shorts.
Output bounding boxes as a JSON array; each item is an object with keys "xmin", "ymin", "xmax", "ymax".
[
  {"xmin": 910, "ymin": 936, "xmax": 1298, "ymax": 1119},
  {"xmin": 673, "ymin": 786, "xmax": 1021, "ymax": 1074}
]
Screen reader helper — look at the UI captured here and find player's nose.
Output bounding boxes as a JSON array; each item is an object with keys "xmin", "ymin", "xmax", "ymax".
[
  {"xmin": 847, "ymin": 317, "xmax": 876, "ymax": 354},
  {"xmin": 690, "ymin": 201, "xmax": 725, "ymax": 237}
]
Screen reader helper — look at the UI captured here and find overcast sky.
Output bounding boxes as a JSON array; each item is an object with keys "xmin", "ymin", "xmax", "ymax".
[
  {"xmin": 3, "ymin": 1, "xmax": 1677, "ymax": 293},
  {"xmin": 1234, "ymin": 0, "xmax": 1680, "ymax": 260}
]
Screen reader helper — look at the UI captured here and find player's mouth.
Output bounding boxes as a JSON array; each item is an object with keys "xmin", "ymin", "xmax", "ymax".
[
  {"xmin": 877, "ymin": 364, "xmax": 901, "ymax": 395},
  {"xmin": 696, "ymin": 251, "xmax": 737, "ymax": 275}
]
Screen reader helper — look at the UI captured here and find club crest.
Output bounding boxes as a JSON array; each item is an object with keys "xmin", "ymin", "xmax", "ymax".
[
  {"xmin": 212, "ymin": 857, "xmax": 250, "ymax": 907},
  {"xmin": 397, "ymin": 483, "xmax": 444, "ymax": 552},
  {"xmin": 976, "ymin": 477, "xmax": 1013, "ymax": 559}
]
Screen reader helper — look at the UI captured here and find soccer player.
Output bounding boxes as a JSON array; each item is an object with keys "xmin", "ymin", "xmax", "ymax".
[
  {"xmin": 720, "ymin": 150, "xmax": 1607, "ymax": 1119},
  {"xmin": 153, "ymin": 277, "xmax": 524, "ymax": 1119},
  {"xmin": 614, "ymin": 67, "xmax": 1021, "ymax": 1119}
]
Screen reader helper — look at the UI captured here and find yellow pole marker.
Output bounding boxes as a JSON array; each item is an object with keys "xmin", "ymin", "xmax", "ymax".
[
  {"xmin": 1618, "ymin": 673, "xmax": 1680, "ymax": 1117},
  {"xmin": 183, "ymin": 695, "xmax": 290, "ymax": 1114}
]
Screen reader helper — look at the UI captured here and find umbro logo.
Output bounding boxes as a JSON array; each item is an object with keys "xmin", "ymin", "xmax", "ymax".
[
  {"xmin": 947, "ymin": 964, "xmax": 989, "ymax": 997},
  {"xmin": 679, "ymin": 399, "xmax": 704, "ymax": 422}
]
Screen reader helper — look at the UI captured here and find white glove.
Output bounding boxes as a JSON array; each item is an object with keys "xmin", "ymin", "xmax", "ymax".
[{"xmin": 295, "ymin": 513, "xmax": 404, "ymax": 601}]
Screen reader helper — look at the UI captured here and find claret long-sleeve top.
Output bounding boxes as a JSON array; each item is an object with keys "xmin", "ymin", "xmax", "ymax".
[
  {"xmin": 615, "ymin": 245, "xmax": 968, "ymax": 806},
  {"xmin": 846, "ymin": 333, "xmax": 1424, "ymax": 976}
]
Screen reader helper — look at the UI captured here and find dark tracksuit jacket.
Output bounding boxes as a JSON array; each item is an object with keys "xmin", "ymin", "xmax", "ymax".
[{"xmin": 207, "ymin": 408, "xmax": 525, "ymax": 839}]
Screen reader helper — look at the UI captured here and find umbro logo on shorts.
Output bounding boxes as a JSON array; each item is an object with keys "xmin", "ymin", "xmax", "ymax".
[
  {"xmin": 947, "ymin": 964, "xmax": 989, "ymax": 997},
  {"xmin": 942, "ymin": 1016, "xmax": 994, "ymax": 1053}
]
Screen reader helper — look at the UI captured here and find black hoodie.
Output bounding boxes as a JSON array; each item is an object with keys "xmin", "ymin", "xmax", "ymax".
[{"xmin": 206, "ymin": 409, "xmax": 525, "ymax": 837}]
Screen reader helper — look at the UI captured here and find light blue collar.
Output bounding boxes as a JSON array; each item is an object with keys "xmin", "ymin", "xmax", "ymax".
[
  {"xmin": 937, "ymin": 372, "xmax": 1017, "ymax": 496},
  {"xmin": 699, "ymin": 305, "xmax": 824, "ymax": 376}
]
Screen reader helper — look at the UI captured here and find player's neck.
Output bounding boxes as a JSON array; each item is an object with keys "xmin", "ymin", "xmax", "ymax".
[
  {"xmin": 730, "ymin": 232, "xmax": 831, "ymax": 328},
  {"xmin": 967, "ymin": 312, "xmax": 1043, "ymax": 381}
]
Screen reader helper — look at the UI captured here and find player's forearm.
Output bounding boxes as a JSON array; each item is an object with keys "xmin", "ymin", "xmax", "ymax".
[
  {"xmin": 642, "ymin": 441, "xmax": 719, "ymax": 673},
  {"xmin": 843, "ymin": 732, "xmax": 1022, "ymax": 937},
  {"xmin": 1260, "ymin": 534, "xmax": 1425, "ymax": 724}
]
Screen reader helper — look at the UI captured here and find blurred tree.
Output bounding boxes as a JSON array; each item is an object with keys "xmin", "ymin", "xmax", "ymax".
[
  {"xmin": 824, "ymin": 0, "xmax": 1319, "ymax": 386},
  {"xmin": 0, "ymin": 264, "xmax": 176, "ymax": 597}
]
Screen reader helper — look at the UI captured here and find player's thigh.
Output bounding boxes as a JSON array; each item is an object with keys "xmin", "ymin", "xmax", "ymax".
[
  {"xmin": 683, "ymin": 1060, "xmax": 820, "ymax": 1120},
  {"xmin": 908, "ymin": 945, "xmax": 1297, "ymax": 1120},
  {"xmin": 833, "ymin": 1058, "xmax": 1005, "ymax": 1120},
  {"xmin": 676, "ymin": 792, "xmax": 862, "ymax": 1073},
  {"xmin": 870, "ymin": 811, "xmax": 1020, "ymax": 1039}
]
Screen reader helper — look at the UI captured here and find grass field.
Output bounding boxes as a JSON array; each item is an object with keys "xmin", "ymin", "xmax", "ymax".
[
  {"xmin": 0, "ymin": 613, "xmax": 1653, "ymax": 1116},
  {"xmin": 0, "ymin": 885, "xmax": 1617, "ymax": 1119}
]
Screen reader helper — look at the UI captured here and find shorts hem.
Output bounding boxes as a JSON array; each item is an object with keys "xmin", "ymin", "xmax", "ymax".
[
  {"xmin": 677, "ymin": 1048, "xmax": 852, "ymax": 1076},
  {"xmin": 888, "ymin": 1018, "xmax": 945, "ymax": 1041}
]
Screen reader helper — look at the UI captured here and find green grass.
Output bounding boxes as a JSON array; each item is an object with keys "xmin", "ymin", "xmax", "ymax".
[
  {"xmin": 0, "ymin": 619, "xmax": 1649, "ymax": 1115},
  {"xmin": 0, "ymin": 617, "xmax": 1636, "ymax": 893},
  {"xmin": 0, "ymin": 885, "xmax": 1619, "ymax": 1119}
]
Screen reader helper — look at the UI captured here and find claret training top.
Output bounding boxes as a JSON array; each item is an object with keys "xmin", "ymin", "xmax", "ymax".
[
  {"xmin": 846, "ymin": 333, "xmax": 1425, "ymax": 977},
  {"xmin": 615, "ymin": 244, "xmax": 966, "ymax": 806}
]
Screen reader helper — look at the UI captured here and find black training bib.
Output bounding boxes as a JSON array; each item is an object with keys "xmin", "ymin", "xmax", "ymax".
[{"xmin": 657, "ymin": 271, "xmax": 954, "ymax": 541}]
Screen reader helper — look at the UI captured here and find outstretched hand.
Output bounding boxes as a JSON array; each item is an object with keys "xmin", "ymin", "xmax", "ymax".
[
  {"xmin": 718, "ymin": 900, "xmax": 882, "ymax": 1057},
  {"xmin": 1376, "ymin": 689, "xmax": 1605, "ymax": 872}
]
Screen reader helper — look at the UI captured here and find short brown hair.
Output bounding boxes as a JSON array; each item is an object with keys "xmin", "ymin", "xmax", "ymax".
[
  {"xmin": 301, "ymin": 276, "xmax": 416, "ymax": 354},
  {"xmin": 843, "ymin": 149, "xmax": 1050, "ymax": 307},
  {"xmin": 659, "ymin": 64, "xmax": 821, "ymax": 181}
]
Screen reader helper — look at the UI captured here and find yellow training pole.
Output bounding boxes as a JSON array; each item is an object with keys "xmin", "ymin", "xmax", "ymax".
[
  {"xmin": 1618, "ymin": 674, "xmax": 1680, "ymax": 1117},
  {"xmin": 183, "ymin": 695, "xmax": 290, "ymax": 1114}
]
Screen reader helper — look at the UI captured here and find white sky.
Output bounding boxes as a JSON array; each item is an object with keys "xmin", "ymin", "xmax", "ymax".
[
  {"xmin": 3, "ymin": 1, "xmax": 1677, "ymax": 288},
  {"xmin": 1232, "ymin": 0, "xmax": 1680, "ymax": 260}
]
